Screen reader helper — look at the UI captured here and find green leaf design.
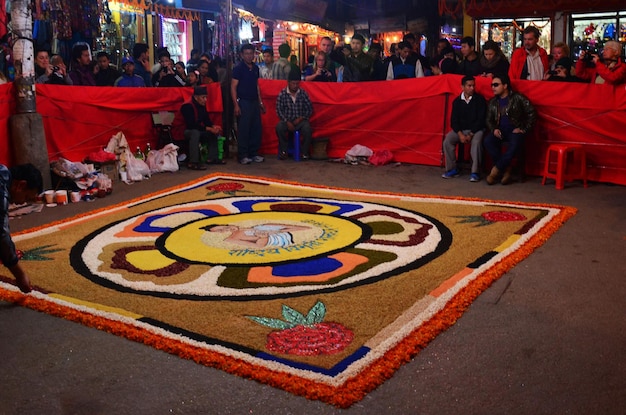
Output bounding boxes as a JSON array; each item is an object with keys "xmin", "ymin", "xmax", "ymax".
[
  {"xmin": 21, "ymin": 245, "xmax": 63, "ymax": 261},
  {"xmin": 246, "ymin": 316, "xmax": 295, "ymax": 330},
  {"xmin": 305, "ymin": 301, "xmax": 326, "ymax": 325},
  {"xmin": 282, "ymin": 304, "xmax": 307, "ymax": 325}
]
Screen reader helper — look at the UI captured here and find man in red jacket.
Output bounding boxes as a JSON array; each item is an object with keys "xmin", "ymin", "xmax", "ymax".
[
  {"xmin": 576, "ymin": 40, "xmax": 626, "ymax": 85},
  {"xmin": 509, "ymin": 26, "xmax": 549, "ymax": 81}
]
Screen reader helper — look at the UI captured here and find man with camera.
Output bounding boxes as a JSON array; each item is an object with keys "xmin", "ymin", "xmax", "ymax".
[
  {"xmin": 152, "ymin": 50, "xmax": 185, "ymax": 87},
  {"xmin": 576, "ymin": 41, "xmax": 626, "ymax": 85}
]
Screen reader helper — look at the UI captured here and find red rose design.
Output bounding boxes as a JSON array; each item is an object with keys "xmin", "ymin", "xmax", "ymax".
[
  {"xmin": 481, "ymin": 211, "xmax": 527, "ymax": 223},
  {"xmin": 207, "ymin": 182, "xmax": 245, "ymax": 192},
  {"xmin": 266, "ymin": 322, "xmax": 354, "ymax": 356}
]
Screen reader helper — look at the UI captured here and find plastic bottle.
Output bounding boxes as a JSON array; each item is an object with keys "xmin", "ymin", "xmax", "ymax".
[
  {"xmin": 217, "ymin": 136, "xmax": 226, "ymax": 160},
  {"xmin": 145, "ymin": 143, "xmax": 152, "ymax": 158},
  {"xmin": 135, "ymin": 146, "xmax": 145, "ymax": 160}
]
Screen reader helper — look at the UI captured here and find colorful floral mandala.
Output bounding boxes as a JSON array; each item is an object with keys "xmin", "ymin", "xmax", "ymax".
[{"xmin": 72, "ymin": 196, "xmax": 451, "ymax": 299}]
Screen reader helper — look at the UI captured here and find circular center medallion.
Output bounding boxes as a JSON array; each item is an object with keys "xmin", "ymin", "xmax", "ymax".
[{"xmin": 158, "ymin": 211, "xmax": 367, "ymax": 266}]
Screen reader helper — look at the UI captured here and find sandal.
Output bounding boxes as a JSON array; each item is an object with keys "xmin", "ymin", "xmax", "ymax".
[
  {"xmin": 187, "ymin": 163, "xmax": 207, "ymax": 170},
  {"xmin": 206, "ymin": 159, "xmax": 227, "ymax": 165}
]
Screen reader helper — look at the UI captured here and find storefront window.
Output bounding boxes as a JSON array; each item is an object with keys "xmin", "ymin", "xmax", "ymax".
[
  {"xmin": 479, "ymin": 18, "xmax": 551, "ymax": 60},
  {"xmin": 98, "ymin": 0, "xmax": 147, "ymax": 66},
  {"xmin": 570, "ymin": 12, "xmax": 626, "ymax": 60}
]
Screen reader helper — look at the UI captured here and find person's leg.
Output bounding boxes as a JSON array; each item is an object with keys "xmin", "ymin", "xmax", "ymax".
[
  {"xmin": 298, "ymin": 120, "xmax": 313, "ymax": 157},
  {"xmin": 275, "ymin": 121, "xmax": 289, "ymax": 154},
  {"xmin": 469, "ymin": 130, "xmax": 484, "ymax": 174},
  {"xmin": 200, "ymin": 131, "xmax": 219, "ymax": 161},
  {"xmin": 483, "ymin": 132, "xmax": 501, "ymax": 166},
  {"xmin": 442, "ymin": 130, "xmax": 460, "ymax": 171},
  {"xmin": 184, "ymin": 129, "xmax": 201, "ymax": 163},
  {"xmin": 247, "ymin": 102, "xmax": 262, "ymax": 158},
  {"xmin": 237, "ymin": 100, "xmax": 252, "ymax": 161},
  {"xmin": 497, "ymin": 132, "xmax": 524, "ymax": 171}
]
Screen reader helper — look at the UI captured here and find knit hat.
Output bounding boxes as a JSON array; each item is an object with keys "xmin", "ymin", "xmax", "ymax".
[
  {"xmin": 352, "ymin": 34, "xmax": 366, "ymax": 44},
  {"xmin": 555, "ymin": 57, "xmax": 572, "ymax": 71},
  {"xmin": 193, "ymin": 86, "xmax": 208, "ymax": 96}
]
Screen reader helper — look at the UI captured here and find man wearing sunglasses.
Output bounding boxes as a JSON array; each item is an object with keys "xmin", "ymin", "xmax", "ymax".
[{"xmin": 484, "ymin": 74, "xmax": 536, "ymax": 185}]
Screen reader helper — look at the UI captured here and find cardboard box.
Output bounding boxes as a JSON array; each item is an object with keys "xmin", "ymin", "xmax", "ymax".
[{"xmin": 98, "ymin": 161, "xmax": 119, "ymax": 182}]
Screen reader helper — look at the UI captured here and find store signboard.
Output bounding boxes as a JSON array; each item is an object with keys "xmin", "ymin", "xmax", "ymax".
[
  {"xmin": 370, "ymin": 15, "xmax": 406, "ymax": 34},
  {"xmin": 255, "ymin": 0, "xmax": 328, "ymax": 23}
]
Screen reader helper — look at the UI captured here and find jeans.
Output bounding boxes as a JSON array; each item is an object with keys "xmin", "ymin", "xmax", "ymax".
[
  {"xmin": 484, "ymin": 128, "xmax": 525, "ymax": 171},
  {"xmin": 443, "ymin": 129, "xmax": 484, "ymax": 173},
  {"xmin": 275, "ymin": 120, "xmax": 313, "ymax": 155},
  {"xmin": 237, "ymin": 98, "xmax": 262, "ymax": 160}
]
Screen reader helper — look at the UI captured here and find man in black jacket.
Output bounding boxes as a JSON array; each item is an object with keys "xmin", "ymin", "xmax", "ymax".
[
  {"xmin": 484, "ymin": 73, "xmax": 536, "ymax": 185},
  {"xmin": 442, "ymin": 76, "xmax": 487, "ymax": 182}
]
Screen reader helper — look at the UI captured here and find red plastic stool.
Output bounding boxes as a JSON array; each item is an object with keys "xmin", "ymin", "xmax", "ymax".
[{"xmin": 541, "ymin": 144, "xmax": 588, "ymax": 190}]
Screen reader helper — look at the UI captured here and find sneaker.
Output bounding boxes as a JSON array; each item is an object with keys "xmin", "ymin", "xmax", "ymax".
[
  {"xmin": 441, "ymin": 168, "xmax": 459, "ymax": 179},
  {"xmin": 301, "ymin": 154, "xmax": 310, "ymax": 160},
  {"xmin": 469, "ymin": 173, "xmax": 480, "ymax": 182},
  {"xmin": 252, "ymin": 155, "xmax": 265, "ymax": 163},
  {"xmin": 278, "ymin": 152, "xmax": 288, "ymax": 160},
  {"xmin": 239, "ymin": 157, "xmax": 252, "ymax": 165}
]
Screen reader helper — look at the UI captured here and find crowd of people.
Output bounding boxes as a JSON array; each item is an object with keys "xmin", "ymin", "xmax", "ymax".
[{"xmin": 34, "ymin": 43, "xmax": 224, "ymax": 88}]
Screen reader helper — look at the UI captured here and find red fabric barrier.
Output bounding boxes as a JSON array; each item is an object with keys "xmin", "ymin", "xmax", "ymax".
[
  {"xmin": 0, "ymin": 83, "xmax": 16, "ymax": 164},
  {"xmin": 1, "ymin": 76, "xmax": 625, "ymax": 185}
]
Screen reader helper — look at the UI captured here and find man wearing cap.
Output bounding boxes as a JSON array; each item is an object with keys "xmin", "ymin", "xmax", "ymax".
[
  {"xmin": 275, "ymin": 69, "xmax": 314, "ymax": 160},
  {"xmin": 546, "ymin": 57, "xmax": 585, "ymax": 83},
  {"xmin": 180, "ymin": 86, "xmax": 224, "ymax": 170},
  {"xmin": 114, "ymin": 57, "xmax": 146, "ymax": 87}
]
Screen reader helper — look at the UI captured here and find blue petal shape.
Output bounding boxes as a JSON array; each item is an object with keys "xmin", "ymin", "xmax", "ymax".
[
  {"xmin": 134, "ymin": 209, "xmax": 220, "ymax": 233},
  {"xmin": 232, "ymin": 198, "xmax": 363, "ymax": 215},
  {"xmin": 271, "ymin": 257, "xmax": 343, "ymax": 277}
]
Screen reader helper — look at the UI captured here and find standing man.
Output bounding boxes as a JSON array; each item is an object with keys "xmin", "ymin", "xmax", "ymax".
[
  {"xmin": 331, "ymin": 34, "xmax": 374, "ymax": 82},
  {"xmin": 509, "ymin": 26, "xmax": 549, "ymax": 81},
  {"xmin": 132, "ymin": 43, "xmax": 152, "ymax": 87},
  {"xmin": 441, "ymin": 75, "xmax": 487, "ymax": 182},
  {"xmin": 259, "ymin": 48, "xmax": 274, "ymax": 80},
  {"xmin": 484, "ymin": 74, "xmax": 536, "ymax": 185},
  {"xmin": 68, "ymin": 43, "xmax": 96, "ymax": 86},
  {"xmin": 272, "ymin": 43, "xmax": 292, "ymax": 80},
  {"xmin": 457, "ymin": 36, "xmax": 482, "ymax": 77},
  {"xmin": 94, "ymin": 51, "xmax": 121, "ymax": 86},
  {"xmin": 231, "ymin": 43, "xmax": 266, "ymax": 165},
  {"xmin": 181, "ymin": 86, "xmax": 224, "ymax": 170},
  {"xmin": 275, "ymin": 70, "xmax": 314, "ymax": 160},
  {"xmin": 386, "ymin": 41, "xmax": 424, "ymax": 80}
]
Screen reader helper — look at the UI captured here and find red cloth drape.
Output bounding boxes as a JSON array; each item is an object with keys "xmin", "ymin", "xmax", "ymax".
[{"xmin": 1, "ymin": 77, "xmax": 625, "ymax": 185}]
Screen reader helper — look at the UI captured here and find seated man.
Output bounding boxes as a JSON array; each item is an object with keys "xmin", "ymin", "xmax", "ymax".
[
  {"xmin": 180, "ymin": 86, "xmax": 224, "ymax": 170},
  {"xmin": 484, "ymin": 74, "xmax": 536, "ymax": 185},
  {"xmin": 0, "ymin": 163, "xmax": 43, "ymax": 293},
  {"xmin": 442, "ymin": 75, "xmax": 487, "ymax": 182},
  {"xmin": 576, "ymin": 40, "xmax": 626, "ymax": 85},
  {"xmin": 275, "ymin": 70, "xmax": 314, "ymax": 160}
]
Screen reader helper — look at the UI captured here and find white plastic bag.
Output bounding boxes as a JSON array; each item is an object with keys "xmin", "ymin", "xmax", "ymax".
[
  {"xmin": 124, "ymin": 149, "xmax": 151, "ymax": 182},
  {"xmin": 345, "ymin": 144, "xmax": 373, "ymax": 164},
  {"xmin": 146, "ymin": 143, "xmax": 179, "ymax": 173}
]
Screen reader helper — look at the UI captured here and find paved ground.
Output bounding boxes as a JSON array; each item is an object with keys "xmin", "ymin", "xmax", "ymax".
[{"xmin": 1, "ymin": 158, "xmax": 625, "ymax": 415}]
